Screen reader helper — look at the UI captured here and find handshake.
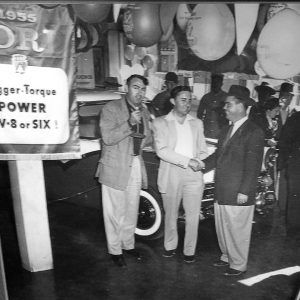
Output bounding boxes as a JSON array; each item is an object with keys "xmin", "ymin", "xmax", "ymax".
[{"xmin": 188, "ymin": 158, "xmax": 205, "ymax": 172}]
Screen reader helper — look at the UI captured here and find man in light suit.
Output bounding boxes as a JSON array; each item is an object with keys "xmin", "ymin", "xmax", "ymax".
[
  {"xmin": 96, "ymin": 74, "xmax": 152, "ymax": 267},
  {"xmin": 152, "ymin": 86, "xmax": 208, "ymax": 263},
  {"xmin": 203, "ymin": 85, "xmax": 265, "ymax": 276}
]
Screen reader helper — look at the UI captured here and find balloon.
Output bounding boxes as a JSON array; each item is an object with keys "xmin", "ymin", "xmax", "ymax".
[
  {"xmin": 257, "ymin": 9, "xmax": 300, "ymax": 79},
  {"xmin": 124, "ymin": 44, "xmax": 135, "ymax": 61},
  {"xmin": 72, "ymin": 4, "xmax": 111, "ymax": 24},
  {"xmin": 254, "ymin": 61, "xmax": 267, "ymax": 77},
  {"xmin": 186, "ymin": 4, "xmax": 235, "ymax": 61},
  {"xmin": 235, "ymin": 4, "xmax": 259, "ymax": 55},
  {"xmin": 160, "ymin": 4, "xmax": 178, "ymax": 34},
  {"xmin": 123, "ymin": 3, "xmax": 162, "ymax": 47},
  {"xmin": 113, "ymin": 4, "xmax": 122, "ymax": 23},
  {"xmin": 176, "ymin": 4, "xmax": 191, "ymax": 31},
  {"xmin": 142, "ymin": 55, "xmax": 154, "ymax": 70},
  {"xmin": 134, "ymin": 47, "xmax": 147, "ymax": 60},
  {"xmin": 160, "ymin": 22, "xmax": 174, "ymax": 42},
  {"xmin": 131, "ymin": 63, "xmax": 144, "ymax": 76}
]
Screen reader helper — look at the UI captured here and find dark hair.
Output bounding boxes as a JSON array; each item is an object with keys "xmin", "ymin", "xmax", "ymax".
[
  {"xmin": 170, "ymin": 85, "xmax": 191, "ymax": 99},
  {"xmin": 263, "ymin": 97, "xmax": 280, "ymax": 111},
  {"xmin": 165, "ymin": 72, "xmax": 178, "ymax": 83},
  {"xmin": 126, "ymin": 74, "xmax": 149, "ymax": 86}
]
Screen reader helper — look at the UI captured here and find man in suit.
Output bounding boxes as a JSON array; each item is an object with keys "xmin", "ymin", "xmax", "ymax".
[
  {"xmin": 151, "ymin": 72, "xmax": 178, "ymax": 116},
  {"xmin": 277, "ymin": 111, "xmax": 300, "ymax": 235},
  {"xmin": 152, "ymin": 85, "xmax": 208, "ymax": 263},
  {"xmin": 96, "ymin": 74, "xmax": 152, "ymax": 267},
  {"xmin": 203, "ymin": 85, "xmax": 265, "ymax": 276},
  {"xmin": 197, "ymin": 73, "xmax": 228, "ymax": 139}
]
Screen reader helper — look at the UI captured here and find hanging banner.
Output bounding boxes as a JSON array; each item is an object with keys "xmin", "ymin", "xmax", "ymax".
[{"xmin": 0, "ymin": 4, "xmax": 80, "ymax": 160}]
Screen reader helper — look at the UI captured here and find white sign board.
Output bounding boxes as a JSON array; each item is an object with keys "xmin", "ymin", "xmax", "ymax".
[{"xmin": 0, "ymin": 64, "xmax": 69, "ymax": 144}]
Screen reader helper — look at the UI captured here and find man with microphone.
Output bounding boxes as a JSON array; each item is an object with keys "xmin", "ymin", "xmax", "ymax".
[{"xmin": 96, "ymin": 74, "xmax": 152, "ymax": 267}]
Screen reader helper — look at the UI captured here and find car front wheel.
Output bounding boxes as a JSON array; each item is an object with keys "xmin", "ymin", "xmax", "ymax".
[{"xmin": 135, "ymin": 187, "xmax": 164, "ymax": 240}]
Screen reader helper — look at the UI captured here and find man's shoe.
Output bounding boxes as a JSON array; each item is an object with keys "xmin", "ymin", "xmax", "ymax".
[
  {"xmin": 111, "ymin": 254, "xmax": 127, "ymax": 267},
  {"xmin": 223, "ymin": 268, "xmax": 245, "ymax": 276},
  {"xmin": 184, "ymin": 255, "xmax": 195, "ymax": 263},
  {"xmin": 213, "ymin": 260, "xmax": 229, "ymax": 267},
  {"xmin": 123, "ymin": 249, "xmax": 141, "ymax": 261},
  {"xmin": 162, "ymin": 249, "xmax": 176, "ymax": 258}
]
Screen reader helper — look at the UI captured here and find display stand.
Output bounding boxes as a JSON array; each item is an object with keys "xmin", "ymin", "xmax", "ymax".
[{"xmin": 8, "ymin": 161, "xmax": 53, "ymax": 272}]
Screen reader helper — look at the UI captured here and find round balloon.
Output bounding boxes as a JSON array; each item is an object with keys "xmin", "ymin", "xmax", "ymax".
[
  {"xmin": 257, "ymin": 8, "xmax": 300, "ymax": 79},
  {"xmin": 142, "ymin": 55, "xmax": 154, "ymax": 70},
  {"xmin": 123, "ymin": 3, "xmax": 162, "ymax": 47},
  {"xmin": 72, "ymin": 4, "xmax": 111, "ymax": 24},
  {"xmin": 186, "ymin": 4, "xmax": 235, "ymax": 61},
  {"xmin": 124, "ymin": 44, "xmax": 135, "ymax": 61},
  {"xmin": 176, "ymin": 4, "xmax": 191, "ymax": 31},
  {"xmin": 160, "ymin": 4, "xmax": 178, "ymax": 34},
  {"xmin": 134, "ymin": 47, "xmax": 147, "ymax": 60},
  {"xmin": 160, "ymin": 22, "xmax": 174, "ymax": 42}
]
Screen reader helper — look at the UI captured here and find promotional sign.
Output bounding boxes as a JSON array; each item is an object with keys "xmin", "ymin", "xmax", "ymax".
[{"xmin": 0, "ymin": 4, "xmax": 80, "ymax": 159}]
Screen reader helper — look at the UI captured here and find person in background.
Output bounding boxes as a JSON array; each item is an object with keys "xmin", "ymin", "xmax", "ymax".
[
  {"xmin": 249, "ymin": 97, "xmax": 281, "ymax": 147},
  {"xmin": 277, "ymin": 111, "xmax": 300, "ymax": 235},
  {"xmin": 96, "ymin": 74, "xmax": 152, "ymax": 267},
  {"xmin": 151, "ymin": 72, "xmax": 178, "ymax": 116},
  {"xmin": 152, "ymin": 85, "xmax": 208, "ymax": 263},
  {"xmin": 249, "ymin": 82, "xmax": 277, "ymax": 120},
  {"xmin": 197, "ymin": 73, "xmax": 228, "ymax": 139},
  {"xmin": 278, "ymin": 82, "xmax": 294, "ymax": 126},
  {"xmin": 277, "ymin": 82, "xmax": 295, "ymax": 217},
  {"xmin": 203, "ymin": 85, "xmax": 265, "ymax": 276}
]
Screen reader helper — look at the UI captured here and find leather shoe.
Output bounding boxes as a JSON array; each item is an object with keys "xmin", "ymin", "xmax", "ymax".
[
  {"xmin": 162, "ymin": 249, "xmax": 176, "ymax": 258},
  {"xmin": 123, "ymin": 249, "xmax": 141, "ymax": 260},
  {"xmin": 184, "ymin": 255, "xmax": 195, "ymax": 263},
  {"xmin": 213, "ymin": 260, "xmax": 229, "ymax": 267},
  {"xmin": 111, "ymin": 254, "xmax": 127, "ymax": 267},
  {"xmin": 223, "ymin": 268, "xmax": 245, "ymax": 276}
]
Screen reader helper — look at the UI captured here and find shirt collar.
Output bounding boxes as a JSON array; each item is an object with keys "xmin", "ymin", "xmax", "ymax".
[
  {"xmin": 233, "ymin": 115, "xmax": 248, "ymax": 128},
  {"xmin": 165, "ymin": 110, "xmax": 194, "ymax": 122}
]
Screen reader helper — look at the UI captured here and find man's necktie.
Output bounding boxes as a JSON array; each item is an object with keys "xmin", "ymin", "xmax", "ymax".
[{"xmin": 223, "ymin": 124, "xmax": 233, "ymax": 147}]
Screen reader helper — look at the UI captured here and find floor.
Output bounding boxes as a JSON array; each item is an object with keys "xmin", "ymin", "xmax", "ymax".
[{"xmin": 1, "ymin": 196, "xmax": 300, "ymax": 300}]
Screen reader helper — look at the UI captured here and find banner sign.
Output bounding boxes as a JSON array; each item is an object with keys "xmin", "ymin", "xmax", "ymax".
[{"xmin": 0, "ymin": 4, "xmax": 80, "ymax": 160}]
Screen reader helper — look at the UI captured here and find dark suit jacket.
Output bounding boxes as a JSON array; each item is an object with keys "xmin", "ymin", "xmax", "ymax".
[
  {"xmin": 278, "ymin": 111, "xmax": 300, "ymax": 171},
  {"xmin": 96, "ymin": 97, "xmax": 152, "ymax": 191},
  {"xmin": 203, "ymin": 119, "xmax": 265, "ymax": 206}
]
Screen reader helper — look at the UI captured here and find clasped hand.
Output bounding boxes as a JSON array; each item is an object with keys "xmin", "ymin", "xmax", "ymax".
[{"xmin": 188, "ymin": 158, "xmax": 205, "ymax": 172}]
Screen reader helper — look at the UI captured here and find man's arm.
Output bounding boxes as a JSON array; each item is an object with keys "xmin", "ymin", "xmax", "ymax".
[
  {"xmin": 239, "ymin": 127, "xmax": 265, "ymax": 196},
  {"xmin": 152, "ymin": 118, "xmax": 192, "ymax": 168}
]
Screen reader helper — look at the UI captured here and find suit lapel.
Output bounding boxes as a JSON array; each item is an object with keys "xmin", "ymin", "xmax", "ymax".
[{"xmin": 218, "ymin": 120, "xmax": 250, "ymax": 159}]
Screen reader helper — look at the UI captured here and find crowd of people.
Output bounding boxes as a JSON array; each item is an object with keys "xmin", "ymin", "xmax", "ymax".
[{"xmin": 95, "ymin": 73, "xmax": 300, "ymax": 277}]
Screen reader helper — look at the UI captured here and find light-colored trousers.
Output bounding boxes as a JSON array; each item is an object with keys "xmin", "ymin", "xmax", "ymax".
[
  {"xmin": 214, "ymin": 203, "xmax": 254, "ymax": 271},
  {"xmin": 162, "ymin": 165, "xmax": 204, "ymax": 256},
  {"xmin": 102, "ymin": 157, "xmax": 142, "ymax": 255}
]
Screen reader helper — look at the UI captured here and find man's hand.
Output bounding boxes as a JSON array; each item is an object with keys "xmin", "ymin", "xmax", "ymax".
[
  {"xmin": 129, "ymin": 109, "xmax": 142, "ymax": 125},
  {"xmin": 188, "ymin": 159, "xmax": 203, "ymax": 172},
  {"xmin": 237, "ymin": 193, "xmax": 248, "ymax": 205}
]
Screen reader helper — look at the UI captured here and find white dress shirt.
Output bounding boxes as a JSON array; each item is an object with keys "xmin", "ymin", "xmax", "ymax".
[{"xmin": 231, "ymin": 115, "xmax": 248, "ymax": 138}]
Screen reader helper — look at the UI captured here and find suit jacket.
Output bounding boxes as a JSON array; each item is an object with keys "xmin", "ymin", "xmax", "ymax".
[
  {"xmin": 204, "ymin": 119, "xmax": 265, "ymax": 206},
  {"xmin": 152, "ymin": 112, "xmax": 208, "ymax": 194},
  {"xmin": 96, "ymin": 96, "xmax": 152, "ymax": 191},
  {"xmin": 278, "ymin": 111, "xmax": 300, "ymax": 170}
]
